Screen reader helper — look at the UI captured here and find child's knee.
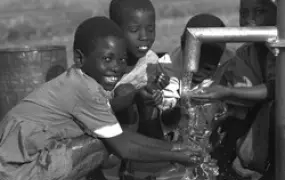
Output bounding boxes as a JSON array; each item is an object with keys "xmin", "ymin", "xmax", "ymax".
[
  {"xmin": 38, "ymin": 141, "xmax": 73, "ymax": 179},
  {"xmin": 39, "ymin": 137, "xmax": 108, "ymax": 179}
]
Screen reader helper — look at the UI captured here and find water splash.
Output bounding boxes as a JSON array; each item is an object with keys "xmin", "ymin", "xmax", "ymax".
[{"xmin": 179, "ymin": 71, "xmax": 219, "ymax": 180}]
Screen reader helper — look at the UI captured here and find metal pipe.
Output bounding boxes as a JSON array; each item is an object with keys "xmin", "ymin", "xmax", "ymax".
[
  {"xmin": 276, "ymin": 0, "xmax": 285, "ymax": 178},
  {"xmin": 183, "ymin": 26, "xmax": 277, "ymax": 73}
]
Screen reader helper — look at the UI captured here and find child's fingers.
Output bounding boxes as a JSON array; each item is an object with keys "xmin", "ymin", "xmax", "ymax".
[
  {"xmin": 145, "ymin": 85, "xmax": 155, "ymax": 94},
  {"xmin": 153, "ymin": 91, "xmax": 163, "ymax": 105},
  {"xmin": 159, "ymin": 73, "xmax": 170, "ymax": 82},
  {"xmin": 138, "ymin": 89, "xmax": 154, "ymax": 103},
  {"xmin": 234, "ymin": 76, "xmax": 252, "ymax": 87},
  {"xmin": 156, "ymin": 73, "xmax": 170, "ymax": 89},
  {"xmin": 243, "ymin": 76, "xmax": 253, "ymax": 87},
  {"xmin": 157, "ymin": 81, "xmax": 168, "ymax": 90}
]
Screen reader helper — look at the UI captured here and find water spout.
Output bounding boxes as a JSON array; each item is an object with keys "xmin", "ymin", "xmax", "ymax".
[{"xmin": 183, "ymin": 26, "xmax": 277, "ymax": 74}]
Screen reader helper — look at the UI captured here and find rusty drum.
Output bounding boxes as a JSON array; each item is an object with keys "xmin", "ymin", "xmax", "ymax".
[{"xmin": 0, "ymin": 45, "xmax": 67, "ymax": 119}]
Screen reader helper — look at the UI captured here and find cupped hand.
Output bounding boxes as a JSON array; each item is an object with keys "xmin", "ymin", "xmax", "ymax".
[
  {"xmin": 171, "ymin": 143, "xmax": 204, "ymax": 167},
  {"xmin": 181, "ymin": 152, "xmax": 204, "ymax": 167},
  {"xmin": 234, "ymin": 76, "xmax": 252, "ymax": 87},
  {"xmin": 155, "ymin": 73, "xmax": 170, "ymax": 90},
  {"xmin": 190, "ymin": 84, "xmax": 231, "ymax": 100}
]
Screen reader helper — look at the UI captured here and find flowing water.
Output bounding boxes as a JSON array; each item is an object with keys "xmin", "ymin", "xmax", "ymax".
[{"xmin": 179, "ymin": 72, "xmax": 219, "ymax": 180}]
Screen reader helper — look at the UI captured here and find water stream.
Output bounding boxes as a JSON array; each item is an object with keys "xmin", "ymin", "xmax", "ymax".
[{"xmin": 179, "ymin": 71, "xmax": 219, "ymax": 180}]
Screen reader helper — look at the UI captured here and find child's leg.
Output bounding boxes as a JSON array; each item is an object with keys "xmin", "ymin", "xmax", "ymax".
[{"xmin": 41, "ymin": 135, "xmax": 108, "ymax": 180}]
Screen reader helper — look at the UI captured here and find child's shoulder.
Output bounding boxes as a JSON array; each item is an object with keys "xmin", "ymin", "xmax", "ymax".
[{"xmin": 66, "ymin": 65, "xmax": 107, "ymax": 97}]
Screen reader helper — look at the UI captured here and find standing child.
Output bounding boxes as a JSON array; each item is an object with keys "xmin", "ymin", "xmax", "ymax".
[
  {"xmin": 108, "ymin": 0, "xmax": 182, "ymax": 178},
  {"xmin": 0, "ymin": 16, "xmax": 201, "ymax": 180},
  {"xmin": 191, "ymin": 0, "xmax": 276, "ymax": 179},
  {"xmin": 109, "ymin": 0, "xmax": 180, "ymax": 135},
  {"xmin": 159, "ymin": 14, "xmax": 235, "ymax": 133}
]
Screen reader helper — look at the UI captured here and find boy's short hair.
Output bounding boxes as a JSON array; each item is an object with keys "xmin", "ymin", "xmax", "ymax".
[
  {"xmin": 109, "ymin": 0, "xmax": 155, "ymax": 25},
  {"xmin": 185, "ymin": 14, "xmax": 225, "ymax": 29},
  {"xmin": 241, "ymin": 0, "xmax": 276, "ymax": 6},
  {"xmin": 73, "ymin": 16, "xmax": 124, "ymax": 57}
]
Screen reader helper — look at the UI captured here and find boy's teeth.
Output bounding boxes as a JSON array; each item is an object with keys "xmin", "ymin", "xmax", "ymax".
[
  {"xmin": 139, "ymin": 46, "xmax": 148, "ymax": 50},
  {"xmin": 106, "ymin": 76, "xmax": 118, "ymax": 82}
]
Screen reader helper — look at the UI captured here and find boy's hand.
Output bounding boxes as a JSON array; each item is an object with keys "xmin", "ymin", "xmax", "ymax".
[
  {"xmin": 234, "ymin": 76, "xmax": 252, "ymax": 87},
  {"xmin": 155, "ymin": 73, "xmax": 170, "ymax": 90},
  {"xmin": 190, "ymin": 84, "xmax": 231, "ymax": 100},
  {"xmin": 137, "ymin": 87, "xmax": 163, "ymax": 106},
  {"xmin": 136, "ymin": 73, "xmax": 170, "ymax": 106},
  {"xmin": 171, "ymin": 143, "xmax": 204, "ymax": 167}
]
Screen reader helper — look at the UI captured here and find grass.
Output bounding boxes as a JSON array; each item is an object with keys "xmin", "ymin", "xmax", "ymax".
[{"xmin": 0, "ymin": 0, "xmax": 239, "ymax": 66}]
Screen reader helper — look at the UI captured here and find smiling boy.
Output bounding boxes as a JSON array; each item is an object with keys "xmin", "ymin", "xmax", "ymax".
[{"xmin": 0, "ymin": 16, "xmax": 201, "ymax": 180}]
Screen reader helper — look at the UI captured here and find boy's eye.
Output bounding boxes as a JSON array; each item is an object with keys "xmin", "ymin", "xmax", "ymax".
[
  {"xmin": 103, "ymin": 56, "xmax": 111, "ymax": 62},
  {"xmin": 120, "ymin": 58, "xmax": 127, "ymax": 64},
  {"xmin": 128, "ymin": 26, "xmax": 139, "ymax": 32},
  {"xmin": 203, "ymin": 64, "xmax": 216, "ymax": 71},
  {"xmin": 147, "ymin": 25, "xmax": 155, "ymax": 32},
  {"xmin": 255, "ymin": 8, "xmax": 266, "ymax": 15}
]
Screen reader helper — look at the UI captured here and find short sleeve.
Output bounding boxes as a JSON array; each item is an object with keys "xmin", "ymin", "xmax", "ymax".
[{"xmin": 72, "ymin": 86, "xmax": 122, "ymax": 138}]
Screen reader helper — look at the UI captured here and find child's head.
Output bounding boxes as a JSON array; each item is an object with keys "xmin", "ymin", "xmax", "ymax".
[
  {"xmin": 181, "ymin": 14, "xmax": 226, "ymax": 84},
  {"xmin": 109, "ymin": 0, "xmax": 155, "ymax": 62},
  {"xmin": 239, "ymin": 0, "xmax": 276, "ymax": 27},
  {"xmin": 73, "ymin": 16, "xmax": 127, "ymax": 91}
]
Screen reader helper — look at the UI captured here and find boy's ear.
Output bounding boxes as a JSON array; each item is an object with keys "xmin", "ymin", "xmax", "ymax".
[{"xmin": 73, "ymin": 49, "xmax": 85, "ymax": 67}]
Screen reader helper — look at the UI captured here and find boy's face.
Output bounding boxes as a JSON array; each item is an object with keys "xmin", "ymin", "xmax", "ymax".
[
  {"xmin": 83, "ymin": 36, "xmax": 127, "ymax": 91},
  {"xmin": 192, "ymin": 44, "xmax": 224, "ymax": 84},
  {"xmin": 239, "ymin": 0, "xmax": 276, "ymax": 27},
  {"xmin": 121, "ymin": 9, "xmax": 155, "ymax": 59}
]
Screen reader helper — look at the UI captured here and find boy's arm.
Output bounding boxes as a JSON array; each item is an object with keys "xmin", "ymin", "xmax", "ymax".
[
  {"xmin": 74, "ymin": 86, "xmax": 201, "ymax": 165},
  {"xmin": 225, "ymin": 51, "xmax": 275, "ymax": 101},
  {"xmin": 110, "ymin": 91, "xmax": 137, "ymax": 112},
  {"xmin": 227, "ymin": 84, "xmax": 270, "ymax": 101},
  {"xmin": 102, "ymin": 130, "xmax": 189, "ymax": 163}
]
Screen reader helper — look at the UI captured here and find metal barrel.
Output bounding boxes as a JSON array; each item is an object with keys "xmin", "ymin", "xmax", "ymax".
[{"xmin": 0, "ymin": 45, "xmax": 67, "ymax": 119}]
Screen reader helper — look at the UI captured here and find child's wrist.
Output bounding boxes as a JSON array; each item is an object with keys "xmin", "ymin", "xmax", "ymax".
[{"xmin": 225, "ymin": 86, "xmax": 233, "ymax": 97}]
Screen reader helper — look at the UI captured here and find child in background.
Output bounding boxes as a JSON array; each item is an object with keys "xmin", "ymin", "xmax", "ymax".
[
  {"xmin": 160, "ymin": 14, "xmax": 229, "ymax": 87},
  {"xmin": 191, "ymin": 0, "xmax": 276, "ymax": 179},
  {"xmin": 160, "ymin": 14, "xmax": 231, "ymax": 131},
  {"xmin": 0, "ymin": 16, "xmax": 201, "ymax": 180},
  {"xmin": 192, "ymin": 0, "xmax": 276, "ymax": 102},
  {"xmin": 109, "ymin": 0, "xmax": 180, "ymax": 135},
  {"xmin": 108, "ymin": 0, "xmax": 183, "ymax": 178}
]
